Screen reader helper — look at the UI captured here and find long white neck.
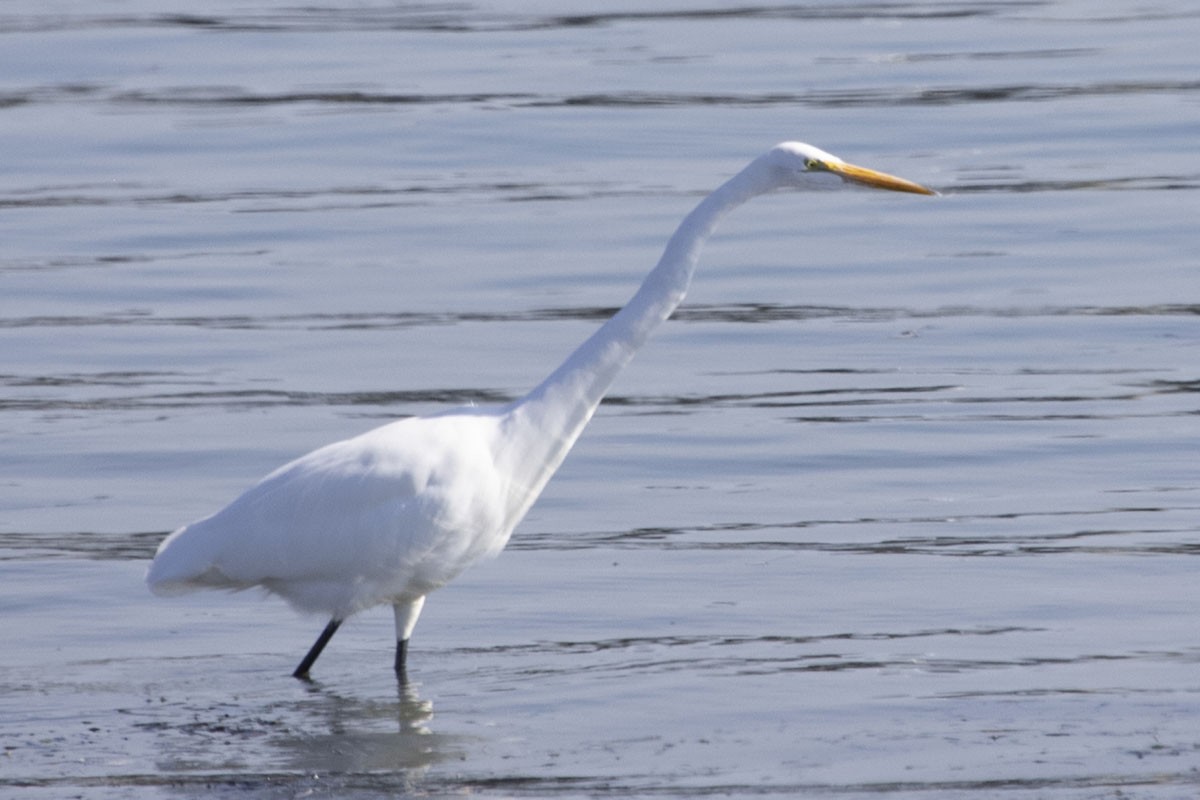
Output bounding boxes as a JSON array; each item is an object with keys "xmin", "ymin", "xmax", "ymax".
[{"xmin": 494, "ymin": 157, "xmax": 774, "ymax": 517}]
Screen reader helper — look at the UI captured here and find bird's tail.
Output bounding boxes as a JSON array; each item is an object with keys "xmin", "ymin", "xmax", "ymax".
[{"xmin": 145, "ymin": 522, "xmax": 229, "ymax": 595}]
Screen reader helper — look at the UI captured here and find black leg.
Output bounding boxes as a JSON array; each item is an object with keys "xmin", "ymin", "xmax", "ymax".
[
  {"xmin": 293, "ymin": 618, "xmax": 342, "ymax": 679},
  {"xmin": 394, "ymin": 637, "xmax": 409, "ymax": 678}
]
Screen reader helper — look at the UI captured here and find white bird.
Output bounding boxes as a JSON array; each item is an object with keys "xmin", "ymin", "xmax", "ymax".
[{"xmin": 146, "ymin": 142, "xmax": 935, "ymax": 679}]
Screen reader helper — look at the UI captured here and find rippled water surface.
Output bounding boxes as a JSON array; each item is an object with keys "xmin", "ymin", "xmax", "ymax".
[{"xmin": 2, "ymin": 1, "xmax": 1199, "ymax": 798}]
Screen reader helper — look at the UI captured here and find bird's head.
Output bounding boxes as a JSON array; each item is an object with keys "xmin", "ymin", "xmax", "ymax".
[{"xmin": 761, "ymin": 141, "xmax": 936, "ymax": 195}]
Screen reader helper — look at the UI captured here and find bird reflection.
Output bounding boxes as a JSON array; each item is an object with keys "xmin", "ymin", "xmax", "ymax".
[
  {"xmin": 278, "ymin": 679, "xmax": 459, "ymax": 774},
  {"xmin": 394, "ymin": 680, "xmax": 434, "ymax": 734}
]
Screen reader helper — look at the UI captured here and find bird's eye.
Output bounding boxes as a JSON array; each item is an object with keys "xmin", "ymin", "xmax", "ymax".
[{"xmin": 804, "ymin": 158, "xmax": 823, "ymax": 171}]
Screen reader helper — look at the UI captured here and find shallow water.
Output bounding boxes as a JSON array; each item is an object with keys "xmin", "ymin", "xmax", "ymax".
[{"xmin": 2, "ymin": 1, "xmax": 1199, "ymax": 798}]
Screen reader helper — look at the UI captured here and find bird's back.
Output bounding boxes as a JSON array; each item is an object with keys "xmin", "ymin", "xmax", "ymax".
[{"xmin": 146, "ymin": 410, "xmax": 514, "ymax": 618}]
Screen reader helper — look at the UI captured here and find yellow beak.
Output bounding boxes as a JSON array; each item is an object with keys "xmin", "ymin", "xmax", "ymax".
[{"xmin": 826, "ymin": 161, "xmax": 937, "ymax": 196}]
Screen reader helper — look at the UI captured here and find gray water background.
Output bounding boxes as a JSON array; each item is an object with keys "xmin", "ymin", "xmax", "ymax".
[{"xmin": 1, "ymin": 1, "xmax": 1198, "ymax": 797}]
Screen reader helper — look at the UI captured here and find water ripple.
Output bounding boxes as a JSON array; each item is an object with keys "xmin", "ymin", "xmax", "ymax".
[
  {"xmin": 512, "ymin": 510, "xmax": 1200, "ymax": 557},
  {"xmin": 2, "ymin": 302, "xmax": 1197, "ymax": 332},
  {"xmin": 0, "ymin": 3, "xmax": 1057, "ymax": 36},
  {"xmin": 9, "ymin": 82, "xmax": 1200, "ymax": 113}
]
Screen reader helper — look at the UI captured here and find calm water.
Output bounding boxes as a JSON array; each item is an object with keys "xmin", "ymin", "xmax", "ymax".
[{"xmin": 2, "ymin": 1, "xmax": 1199, "ymax": 798}]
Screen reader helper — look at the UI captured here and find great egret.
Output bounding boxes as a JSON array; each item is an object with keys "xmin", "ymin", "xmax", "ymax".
[{"xmin": 147, "ymin": 142, "xmax": 935, "ymax": 679}]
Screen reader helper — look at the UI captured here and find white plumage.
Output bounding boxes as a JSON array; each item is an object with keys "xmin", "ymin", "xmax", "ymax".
[{"xmin": 147, "ymin": 142, "xmax": 934, "ymax": 678}]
